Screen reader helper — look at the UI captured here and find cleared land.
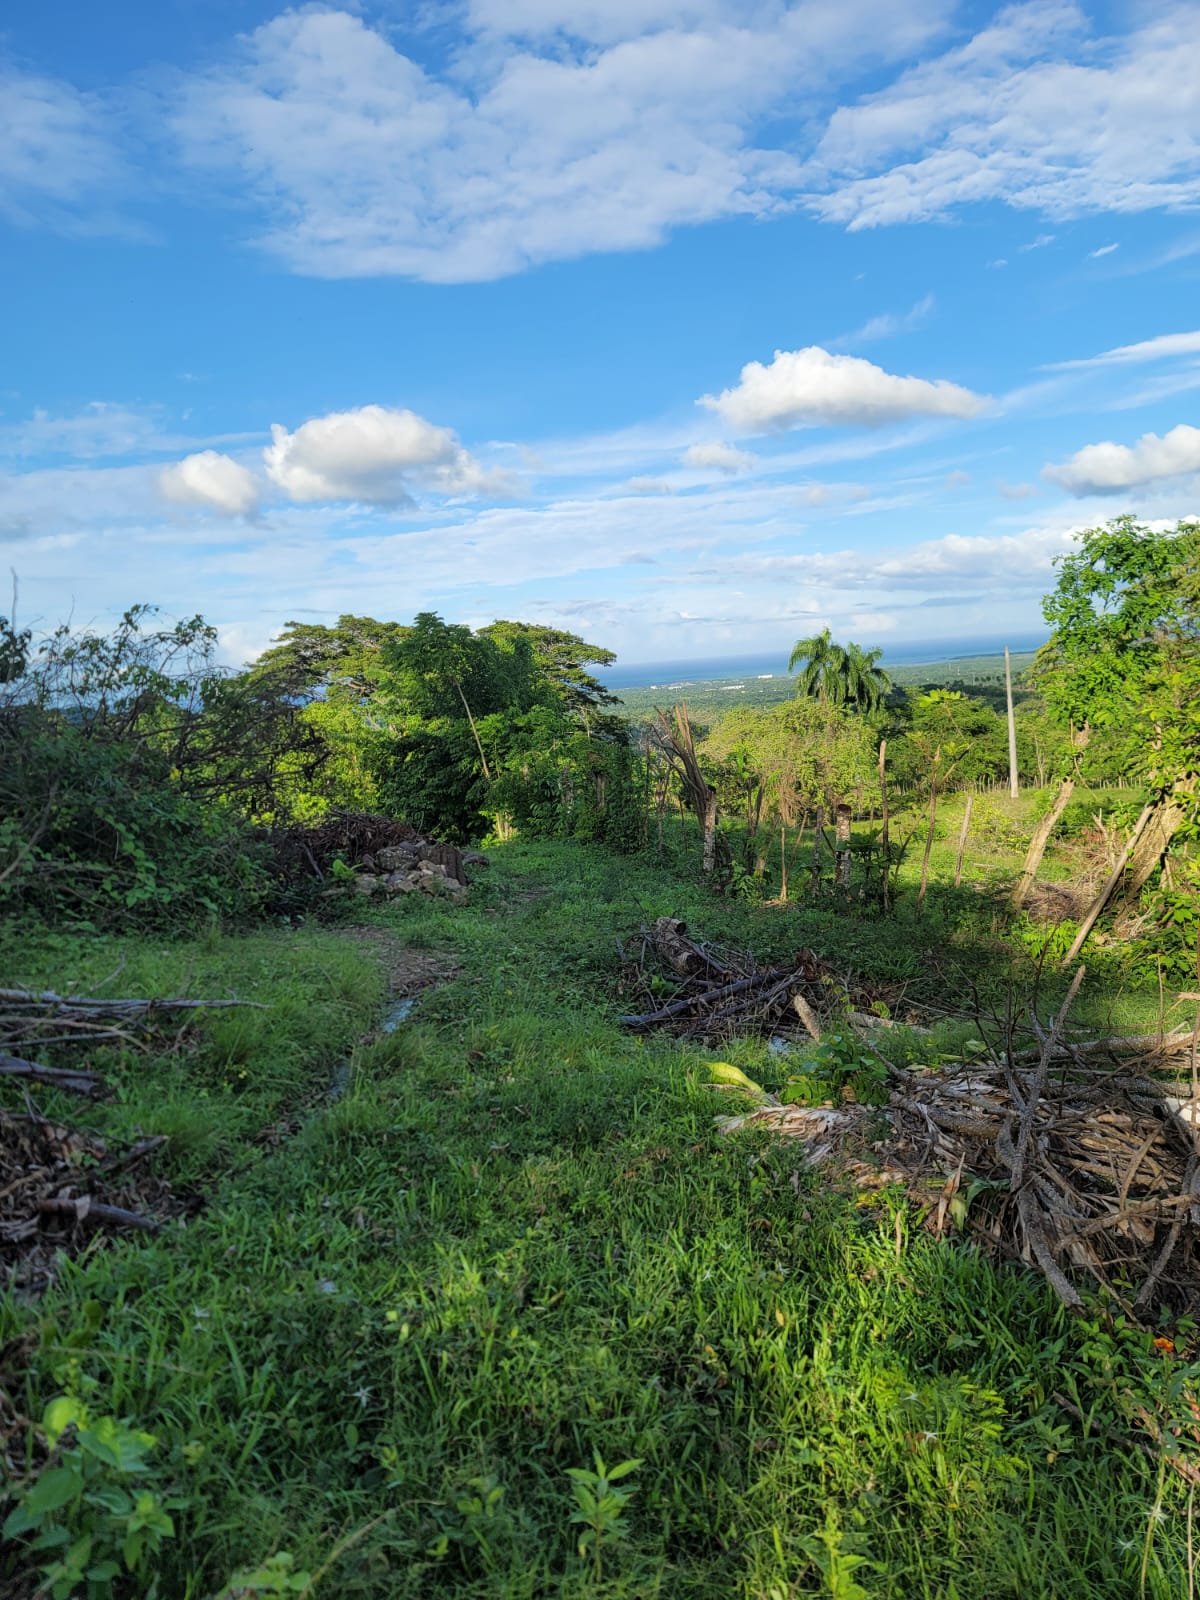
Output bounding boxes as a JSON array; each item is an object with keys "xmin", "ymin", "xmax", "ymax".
[{"xmin": 1, "ymin": 825, "xmax": 1192, "ymax": 1599}]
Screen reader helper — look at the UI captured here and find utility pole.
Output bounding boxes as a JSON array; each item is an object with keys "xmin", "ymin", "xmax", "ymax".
[{"xmin": 1004, "ymin": 645, "xmax": 1019, "ymax": 799}]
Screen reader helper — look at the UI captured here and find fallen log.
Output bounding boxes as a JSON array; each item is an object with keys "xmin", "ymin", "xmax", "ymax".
[
  {"xmin": 0, "ymin": 1055, "xmax": 107, "ymax": 1097},
  {"xmin": 0, "ymin": 988, "xmax": 267, "ymax": 1015},
  {"xmin": 648, "ymin": 916, "xmax": 730, "ymax": 979}
]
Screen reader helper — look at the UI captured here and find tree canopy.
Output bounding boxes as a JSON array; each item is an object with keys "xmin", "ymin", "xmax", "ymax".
[
  {"xmin": 1037, "ymin": 515, "xmax": 1200, "ymax": 787},
  {"xmin": 787, "ymin": 628, "xmax": 892, "ymax": 714}
]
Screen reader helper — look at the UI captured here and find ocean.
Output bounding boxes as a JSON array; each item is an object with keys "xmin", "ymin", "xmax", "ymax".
[{"xmin": 601, "ymin": 633, "xmax": 1048, "ymax": 690}]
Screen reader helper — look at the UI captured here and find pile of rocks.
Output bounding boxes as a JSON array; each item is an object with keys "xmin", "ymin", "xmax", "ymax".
[{"xmin": 351, "ymin": 841, "xmax": 485, "ymax": 907}]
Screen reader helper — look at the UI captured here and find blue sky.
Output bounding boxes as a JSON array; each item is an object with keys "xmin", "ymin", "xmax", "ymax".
[{"xmin": 2, "ymin": 0, "xmax": 1199, "ymax": 671}]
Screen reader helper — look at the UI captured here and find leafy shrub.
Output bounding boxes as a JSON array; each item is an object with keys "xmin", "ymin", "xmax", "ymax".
[{"xmin": 2, "ymin": 1396, "xmax": 181, "ymax": 1599}]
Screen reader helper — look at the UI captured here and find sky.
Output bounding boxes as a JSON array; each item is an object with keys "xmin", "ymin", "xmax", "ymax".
[{"xmin": 2, "ymin": 1, "xmax": 1200, "ymax": 672}]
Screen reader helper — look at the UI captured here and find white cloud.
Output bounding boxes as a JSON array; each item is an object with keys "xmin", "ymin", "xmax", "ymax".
[
  {"xmin": 160, "ymin": 451, "xmax": 260, "ymax": 516},
  {"xmin": 1048, "ymin": 329, "xmax": 1200, "ymax": 370},
  {"xmin": 0, "ymin": 64, "xmax": 119, "ymax": 228},
  {"xmin": 1044, "ymin": 424, "xmax": 1200, "ymax": 495},
  {"xmin": 838, "ymin": 293, "xmax": 935, "ymax": 345},
  {"xmin": 803, "ymin": 2, "xmax": 1200, "ymax": 231},
  {"xmin": 1019, "ymin": 233, "xmax": 1055, "ymax": 250},
  {"xmin": 682, "ymin": 440, "xmax": 756, "ymax": 474},
  {"xmin": 262, "ymin": 405, "xmax": 512, "ymax": 504},
  {"xmin": 945, "ymin": 469, "xmax": 971, "ymax": 487},
  {"xmin": 687, "ymin": 520, "xmax": 1082, "ymax": 590},
  {"xmin": 1088, "ymin": 242, "xmax": 1119, "ymax": 258},
  {"xmin": 170, "ymin": 3, "xmax": 950, "ymax": 281},
  {"xmin": 465, "ymin": 0, "xmax": 728, "ymax": 45},
  {"xmin": 700, "ymin": 345, "xmax": 985, "ymax": 432}
]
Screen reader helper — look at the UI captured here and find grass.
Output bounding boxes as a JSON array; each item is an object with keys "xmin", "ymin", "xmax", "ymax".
[{"xmin": 1, "ymin": 839, "xmax": 1195, "ymax": 1597}]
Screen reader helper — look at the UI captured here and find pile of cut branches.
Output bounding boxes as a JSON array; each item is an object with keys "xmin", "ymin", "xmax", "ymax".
[
  {"xmin": 266, "ymin": 810, "xmax": 420, "ymax": 888},
  {"xmin": 719, "ymin": 971, "xmax": 1200, "ymax": 1318},
  {"xmin": 616, "ymin": 916, "xmax": 897, "ymax": 1041},
  {"xmin": 0, "ymin": 986, "xmax": 262, "ymax": 1096},
  {"xmin": 0, "ymin": 985, "xmax": 261, "ymax": 1289},
  {"xmin": 0, "ymin": 1110, "xmax": 188, "ymax": 1296}
]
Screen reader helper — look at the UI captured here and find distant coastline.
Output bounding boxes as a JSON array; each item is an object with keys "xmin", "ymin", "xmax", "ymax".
[{"xmin": 603, "ymin": 634, "xmax": 1048, "ymax": 691}]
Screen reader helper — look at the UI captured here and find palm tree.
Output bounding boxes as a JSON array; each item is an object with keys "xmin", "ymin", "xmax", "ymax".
[{"xmin": 787, "ymin": 629, "xmax": 892, "ymax": 714}]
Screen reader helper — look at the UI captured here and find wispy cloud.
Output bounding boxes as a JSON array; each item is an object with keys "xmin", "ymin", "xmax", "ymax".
[
  {"xmin": 1046, "ymin": 329, "xmax": 1200, "ymax": 370},
  {"xmin": 836, "ymin": 293, "xmax": 935, "ymax": 346}
]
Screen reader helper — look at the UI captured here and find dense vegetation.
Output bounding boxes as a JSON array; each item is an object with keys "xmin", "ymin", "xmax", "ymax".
[{"xmin": 2, "ymin": 517, "xmax": 1199, "ymax": 1597}]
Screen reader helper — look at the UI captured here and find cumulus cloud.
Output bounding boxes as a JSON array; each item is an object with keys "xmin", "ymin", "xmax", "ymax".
[
  {"xmin": 160, "ymin": 450, "xmax": 260, "ymax": 515},
  {"xmin": 700, "ymin": 345, "xmax": 985, "ymax": 433},
  {"xmin": 682, "ymin": 440, "xmax": 756, "ymax": 474},
  {"xmin": 263, "ymin": 405, "xmax": 509, "ymax": 504},
  {"xmin": 1044, "ymin": 424, "xmax": 1200, "ymax": 495}
]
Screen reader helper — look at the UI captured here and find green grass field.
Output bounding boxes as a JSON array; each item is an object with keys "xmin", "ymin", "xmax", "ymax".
[{"xmin": 1, "ymin": 833, "xmax": 1193, "ymax": 1598}]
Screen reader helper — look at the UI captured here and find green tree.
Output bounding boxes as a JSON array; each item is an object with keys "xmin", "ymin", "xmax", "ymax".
[
  {"xmin": 478, "ymin": 620, "xmax": 618, "ymax": 725},
  {"xmin": 1037, "ymin": 516, "xmax": 1200, "ymax": 939},
  {"xmin": 787, "ymin": 628, "xmax": 892, "ymax": 713}
]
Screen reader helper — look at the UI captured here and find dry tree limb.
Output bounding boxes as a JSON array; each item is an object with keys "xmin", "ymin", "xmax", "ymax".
[
  {"xmin": 1012, "ymin": 966, "xmax": 1087, "ymax": 1188},
  {"xmin": 618, "ymin": 968, "xmax": 792, "ymax": 1030},
  {"xmin": 100, "ymin": 1135, "xmax": 168, "ymax": 1176},
  {"xmin": 0, "ymin": 988, "xmax": 267, "ymax": 1014},
  {"xmin": 1051, "ymin": 1392, "xmax": 1200, "ymax": 1489},
  {"xmin": 0, "ymin": 1055, "xmax": 107, "ymax": 1096},
  {"xmin": 37, "ymin": 1197, "xmax": 160, "ymax": 1233},
  {"xmin": 1137, "ymin": 1156, "xmax": 1200, "ymax": 1311}
]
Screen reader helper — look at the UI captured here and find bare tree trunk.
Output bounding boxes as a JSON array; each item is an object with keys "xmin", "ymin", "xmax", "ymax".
[
  {"xmin": 1063, "ymin": 802, "xmax": 1156, "ymax": 964},
  {"xmin": 1010, "ymin": 777, "xmax": 1074, "ymax": 908},
  {"xmin": 954, "ymin": 791, "xmax": 975, "ymax": 888},
  {"xmin": 701, "ymin": 794, "xmax": 718, "ymax": 875},
  {"xmin": 810, "ymin": 805, "xmax": 825, "ymax": 894},
  {"xmin": 878, "ymin": 740, "xmax": 891, "ymax": 912},
  {"xmin": 1004, "ymin": 646, "xmax": 1018, "ymax": 799},
  {"xmin": 835, "ymin": 803, "xmax": 852, "ymax": 890},
  {"xmin": 917, "ymin": 751, "xmax": 942, "ymax": 910},
  {"xmin": 779, "ymin": 818, "xmax": 788, "ymax": 902},
  {"xmin": 1116, "ymin": 777, "xmax": 1195, "ymax": 910}
]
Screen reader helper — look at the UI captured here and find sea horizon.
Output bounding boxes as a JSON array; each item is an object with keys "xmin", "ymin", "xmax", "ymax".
[{"xmin": 603, "ymin": 633, "xmax": 1048, "ymax": 690}]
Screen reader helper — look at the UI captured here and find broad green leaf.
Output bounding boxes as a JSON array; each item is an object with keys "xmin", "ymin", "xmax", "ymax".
[{"xmin": 21, "ymin": 1465, "xmax": 80, "ymax": 1518}]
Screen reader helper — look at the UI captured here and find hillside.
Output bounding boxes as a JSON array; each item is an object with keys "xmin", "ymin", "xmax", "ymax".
[
  {"xmin": 1, "ymin": 831, "xmax": 1195, "ymax": 1598},
  {"xmin": 615, "ymin": 650, "xmax": 1040, "ymax": 724}
]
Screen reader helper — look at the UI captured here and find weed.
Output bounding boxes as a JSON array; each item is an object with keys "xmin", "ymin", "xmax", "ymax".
[
  {"xmin": 3, "ymin": 1395, "xmax": 180, "ymax": 1599},
  {"xmin": 565, "ymin": 1451, "xmax": 643, "ymax": 1579}
]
